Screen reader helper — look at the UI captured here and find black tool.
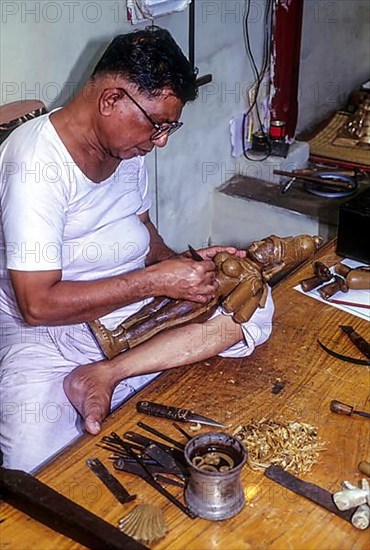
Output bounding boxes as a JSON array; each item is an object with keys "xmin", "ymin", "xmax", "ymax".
[
  {"xmin": 86, "ymin": 458, "xmax": 136, "ymax": 504},
  {"xmin": 330, "ymin": 400, "xmax": 370, "ymax": 419},
  {"xmin": 109, "ymin": 433, "xmax": 196, "ymax": 519},
  {"xmin": 113, "ymin": 457, "xmax": 182, "ymax": 477},
  {"xmin": 137, "ymin": 401, "xmax": 226, "ymax": 428},
  {"xmin": 265, "ymin": 465, "xmax": 354, "ymax": 523},
  {"xmin": 137, "ymin": 421, "xmax": 185, "ymax": 450},
  {"xmin": 0, "ymin": 467, "xmax": 145, "ymax": 550},
  {"xmin": 188, "ymin": 244, "xmax": 204, "ymax": 261},
  {"xmin": 340, "ymin": 325, "xmax": 370, "ymax": 360},
  {"xmin": 143, "ymin": 444, "xmax": 186, "ymax": 480},
  {"xmin": 124, "ymin": 431, "xmax": 186, "ymax": 470},
  {"xmin": 317, "ymin": 340, "xmax": 370, "ymax": 366},
  {"xmin": 172, "ymin": 422, "xmax": 192, "ymax": 440}
]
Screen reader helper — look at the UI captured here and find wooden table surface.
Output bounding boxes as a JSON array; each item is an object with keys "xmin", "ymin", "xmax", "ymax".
[{"xmin": 1, "ymin": 240, "xmax": 369, "ymax": 550}]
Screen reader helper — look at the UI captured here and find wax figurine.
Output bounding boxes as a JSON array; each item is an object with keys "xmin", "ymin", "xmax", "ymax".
[{"xmin": 89, "ymin": 234, "xmax": 322, "ymax": 359}]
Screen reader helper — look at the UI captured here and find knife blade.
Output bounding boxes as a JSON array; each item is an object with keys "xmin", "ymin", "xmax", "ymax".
[
  {"xmin": 188, "ymin": 244, "xmax": 204, "ymax": 261},
  {"xmin": 340, "ymin": 325, "xmax": 370, "ymax": 360},
  {"xmin": 136, "ymin": 401, "xmax": 226, "ymax": 428}
]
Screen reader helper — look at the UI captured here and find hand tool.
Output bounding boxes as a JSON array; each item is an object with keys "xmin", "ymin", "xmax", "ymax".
[
  {"xmin": 137, "ymin": 401, "xmax": 226, "ymax": 428},
  {"xmin": 317, "ymin": 340, "xmax": 370, "ymax": 366},
  {"xmin": 188, "ymin": 244, "xmax": 204, "ymax": 261},
  {"xmin": 113, "ymin": 457, "xmax": 184, "ymax": 478},
  {"xmin": 330, "ymin": 400, "xmax": 370, "ymax": 419},
  {"xmin": 172, "ymin": 422, "xmax": 192, "ymax": 440},
  {"xmin": 340, "ymin": 325, "xmax": 370, "ymax": 360},
  {"xmin": 123, "ymin": 431, "xmax": 186, "ymax": 466},
  {"xmin": 137, "ymin": 421, "xmax": 185, "ymax": 450},
  {"xmin": 264, "ymin": 465, "xmax": 355, "ymax": 524},
  {"xmin": 86, "ymin": 458, "xmax": 136, "ymax": 504},
  {"xmin": 0, "ymin": 467, "xmax": 146, "ymax": 550},
  {"xmin": 273, "ymin": 169, "xmax": 356, "ymax": 190},
  {"xmin": 143, "ymin": 444, "xmax": 187, "ymax": 480},
  {"xmin": 108, "ymin": 432, "xmax": 196, "ymax": 519}
]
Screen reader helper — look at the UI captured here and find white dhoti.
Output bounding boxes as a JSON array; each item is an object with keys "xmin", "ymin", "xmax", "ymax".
[{"xmin": 0, "ymin": 287, "xmax": 274, "ymax": 473}]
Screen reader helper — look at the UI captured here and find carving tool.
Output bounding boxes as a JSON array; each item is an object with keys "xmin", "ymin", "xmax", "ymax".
[
  {"xmin": 317, "ymin": 340, "xmax": 370, "ymax": 366},
  {"xmin": 136, "ymin": 401, "xmax": 226, "ymax": 428},
  {"xmin": 264, "ymin": 465, "xmax": 355, "ymax": 524},
  {"xmin": 340, "ymin": 325, "xmax": 370, "ymax": 360},
  {"xmin": 113, "ymin": 457, "xmax": 184, "ymax": 478},
  {"xmin": 0, "ymin": 467, "xmax": 145, "ymax": 550},
  {"xmin": 330, "ymin": 400, "xmax": 370, "ymax": 419},
  {"xmin": 188, "ymin": 244, "xmax": 204, "ymax": 261},
  {"xmin": 86, "ymin": 458, "xmax": 136, "ymax": 504},
  {"xmin": 137, "ymin": 421, "xmax": 185, "ymax": 450},
  {"xmin": 108, "ymin": 433, "xmax": 196, "ymax": 519},
  {"xmin": 144, "ymin": 444, "xmax": 186, "ymax": 480},
  {"xmin": 273, "ymin": 169, "xmax": 355, "ymax": 190},
  {"xmin": 172, "ymin": 422, "xmax": 192, "ymax": 440}
]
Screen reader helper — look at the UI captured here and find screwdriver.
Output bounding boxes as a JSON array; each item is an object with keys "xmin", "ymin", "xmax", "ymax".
[{"xmin": 330, "ymin": 400, "xmax": 370, "ymax": 419}]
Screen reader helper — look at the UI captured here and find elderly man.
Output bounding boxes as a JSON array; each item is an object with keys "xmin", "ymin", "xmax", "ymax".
[{"xmin": 0, "ymin": 27, "xmax": 274, "ymax": 472}]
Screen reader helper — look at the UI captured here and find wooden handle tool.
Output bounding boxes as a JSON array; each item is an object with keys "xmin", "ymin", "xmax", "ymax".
[{"xmin": 330, "ymin": 400, "xmax": 370, "ymax": 418}]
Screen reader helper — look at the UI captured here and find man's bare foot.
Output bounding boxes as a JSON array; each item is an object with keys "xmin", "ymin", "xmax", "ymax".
[{"xmin": 63, "ymin": 360, "xmax": 116, "ymax": 435}]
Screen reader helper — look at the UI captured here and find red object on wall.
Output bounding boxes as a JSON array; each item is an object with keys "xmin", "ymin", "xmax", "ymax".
[{"xmin": 271, "ymin": 0, "xmax": 304, "ymax": 139}]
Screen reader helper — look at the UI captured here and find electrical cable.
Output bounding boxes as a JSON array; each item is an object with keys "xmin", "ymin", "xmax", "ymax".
[{"xmin": 242, "ymin": 0, "xmax": 273, "ymax": 161}]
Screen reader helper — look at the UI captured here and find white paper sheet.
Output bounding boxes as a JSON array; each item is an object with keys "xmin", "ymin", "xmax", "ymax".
[{"xmin": 294, "ymin": 259, "xmax": 370, "ymax": 322}]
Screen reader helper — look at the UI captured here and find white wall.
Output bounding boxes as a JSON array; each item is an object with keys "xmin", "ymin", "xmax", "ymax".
[
  {"xmin": 1, "ymin": 0, "xmax": 265, "ymax": 250},
  {"xmin": 1, "ymin": 1, "xmax": 369, "ymax": 250},
  {"xmin": 297, "ymin": 0, "xmax": 370, "ymax": 134}
]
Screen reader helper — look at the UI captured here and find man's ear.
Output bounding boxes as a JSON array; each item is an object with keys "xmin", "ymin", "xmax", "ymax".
[{"xmin": 99, "ymin": 88, "xmax": 125, "ymax": 116}]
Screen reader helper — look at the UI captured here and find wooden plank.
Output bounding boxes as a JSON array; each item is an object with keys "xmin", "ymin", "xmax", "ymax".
[{"xmin": 1, "ymin": 240, "xmax": 369, "ymax": 549}]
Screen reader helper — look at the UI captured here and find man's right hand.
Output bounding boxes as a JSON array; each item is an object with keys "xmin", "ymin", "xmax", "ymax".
[{"xmin": 151, "ymin": 256, "xmax": 218, "ymax": 303}]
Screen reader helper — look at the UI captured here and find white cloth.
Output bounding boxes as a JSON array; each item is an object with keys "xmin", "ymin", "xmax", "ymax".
[
  {"xmin": 0, "ymin": 113, "xmax": 157, "ymax": 471},
  {"xmin": 0, "ymin": 113, "xmax": 274, "ymax": 472},
  {"xmin": 0, "ymin": 112, "xmax": 151, "ymax": 325}
]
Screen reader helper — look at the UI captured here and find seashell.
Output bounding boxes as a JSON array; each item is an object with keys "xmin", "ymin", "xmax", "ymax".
[{"xmin": 118, "ymin": 503, "xmax": 168, "ymax": 543}]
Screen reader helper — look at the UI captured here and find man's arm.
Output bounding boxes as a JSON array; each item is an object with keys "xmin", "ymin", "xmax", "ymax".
[{"xmin": 9, "ymin": 212, "xmax": 217, "ymax": 326}]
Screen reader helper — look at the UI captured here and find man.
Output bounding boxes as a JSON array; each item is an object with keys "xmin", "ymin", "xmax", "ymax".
[{"xmin": 0, "ymin": 28, "xmax": 274, "ymax": 472}]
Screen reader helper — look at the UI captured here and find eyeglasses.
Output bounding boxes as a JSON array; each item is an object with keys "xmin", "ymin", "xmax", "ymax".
[{"xmin": 119, "ymin": 87, "xmax": 183, "ymax": 141}]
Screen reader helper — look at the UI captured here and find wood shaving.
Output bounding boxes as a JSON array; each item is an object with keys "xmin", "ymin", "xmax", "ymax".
[
  {"xmin": 233, "ymin": 418, "xmax": 325, "ymax": 474},
  {"xmin": 189, "ymin": 422, "xmax": 201, "ymax": 431},
  {"xmin": 118, "ymin": 504, "xmax": 167, "ymax": 543}
]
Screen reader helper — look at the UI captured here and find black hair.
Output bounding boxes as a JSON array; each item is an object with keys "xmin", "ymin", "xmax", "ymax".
[{"xmin": 92, "ymin": 27, "xmax": 198, "ymax": 104}]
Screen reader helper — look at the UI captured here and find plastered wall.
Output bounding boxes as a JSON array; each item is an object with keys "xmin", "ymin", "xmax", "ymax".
[{"xmin": 1, "ymin": 0, "xmax": 369, "ymax": 250}]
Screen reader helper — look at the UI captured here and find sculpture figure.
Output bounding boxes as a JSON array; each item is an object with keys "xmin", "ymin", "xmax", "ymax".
[{"xmin": 89, "ymin": 234, "xmax": 323, "ymax": 359}]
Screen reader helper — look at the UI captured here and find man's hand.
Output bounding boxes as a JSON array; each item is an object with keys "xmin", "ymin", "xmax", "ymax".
[
  {"xmin": 151, "ymin": 256, "xmax": 218, "ymax": 303},
  {"xmin": 184, "ymin": 245, "xmax": 247, "ymax": 261}
]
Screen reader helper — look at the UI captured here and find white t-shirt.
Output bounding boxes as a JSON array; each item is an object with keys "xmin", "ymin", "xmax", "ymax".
[{"xmin": 0, "ymin": 113, "xmax": 151, "ymax": 326}]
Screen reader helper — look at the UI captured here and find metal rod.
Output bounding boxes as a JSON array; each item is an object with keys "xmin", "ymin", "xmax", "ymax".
[
  {"xmin": 137, "ymin": 421, "xmax": 185, "ymax": 450},
  {"xmin": 172, "ymin": 422, "xmax": 192, "ymax": 441},
  {"xmin": 120, "ymin": 442, "xmax": 196, "ymax": 519},
  {"xmin": 328, "ymin": 298, "xmax": 370, "ymax": 310},
  {"xmin": 273, "ymin": 169, "xmax": 354, "ymax": 189}
]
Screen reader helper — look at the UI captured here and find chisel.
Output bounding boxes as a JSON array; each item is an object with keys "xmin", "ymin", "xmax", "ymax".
[
  {"xmin": 330, "ymin": 400, "xmax": 370, "ymax": 419},
  {"xmin": 340, "ymin": 325, "xmax": 370, "ymax": 360}
]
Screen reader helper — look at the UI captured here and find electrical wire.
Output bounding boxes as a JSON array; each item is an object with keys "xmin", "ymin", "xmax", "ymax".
[{"xmin": 242, "ymin": 0, "xmax": 273, "ymax": 161}]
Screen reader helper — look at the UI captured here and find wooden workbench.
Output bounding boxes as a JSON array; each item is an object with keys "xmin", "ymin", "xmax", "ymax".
[{"xmin": 1, "ymin": 240, "xmax": 369, "ymax": 549}]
